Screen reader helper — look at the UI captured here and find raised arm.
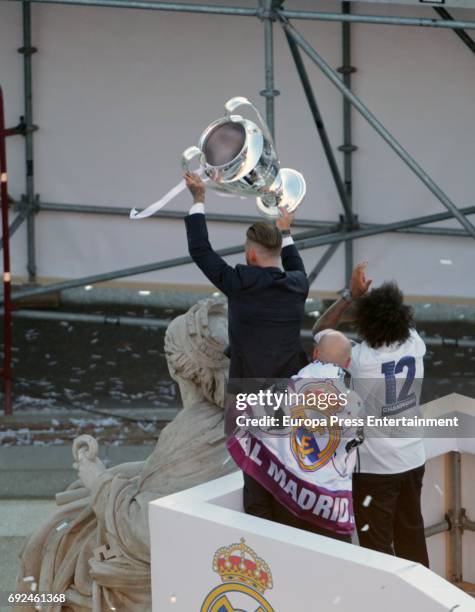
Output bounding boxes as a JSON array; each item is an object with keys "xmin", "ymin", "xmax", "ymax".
[
  {"xmin": 312, "ymin": 262, "xmax": 372, "ymax": 335},
  {"xmin": 184, "ymin": 172, "xmax": 239, "ymax": 296},
  {"xmin": 276, "ymin": 207, "xmax": 306, "ymax": 273},
  {"xmin": 312, "ymin": 297, "xmax": 354, "ymax": 336}
]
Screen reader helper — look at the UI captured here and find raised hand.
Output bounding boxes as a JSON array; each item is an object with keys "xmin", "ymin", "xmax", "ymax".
[
  {"xmin": 184, "ymin": 171, "xmax": 206, "ymax": 203},
  {"xmin": 276, "ymin": 206, "xmax": 294, "ymax": 232},
  {"xmin": 350, "ymin": 261, "xmax": 372, "ymax": 299}
]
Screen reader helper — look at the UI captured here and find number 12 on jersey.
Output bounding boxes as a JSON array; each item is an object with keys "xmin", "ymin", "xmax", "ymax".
[{"xmin": 381, "ymin": 356, "xmax": 417, "ymax": 416}]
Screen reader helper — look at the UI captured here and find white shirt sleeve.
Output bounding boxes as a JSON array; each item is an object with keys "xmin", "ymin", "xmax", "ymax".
[
  {"xmin": 348, "ymin": 341, "xmax": 363, "ymax": 376},
  {"xmin": 189, "ymin": 202, "xmax": 205, "ymax": 215},
  {"xmin": 410, "ymin": 329, "xmax": 427, "ymax": 357},
  {"xmin": 282, "ymin": 236, "xmax": 294, "ymax": 248}
]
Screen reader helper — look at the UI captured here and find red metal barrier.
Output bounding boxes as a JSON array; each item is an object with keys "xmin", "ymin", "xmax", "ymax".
[{"xmin": 0, "ymin": 87, "xmax": 13, "ymax": 415}]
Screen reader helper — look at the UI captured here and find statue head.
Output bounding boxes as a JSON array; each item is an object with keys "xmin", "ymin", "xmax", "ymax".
[{"xmin": 164, "ymin": 296, "xmax": 229, "ymax": 409}]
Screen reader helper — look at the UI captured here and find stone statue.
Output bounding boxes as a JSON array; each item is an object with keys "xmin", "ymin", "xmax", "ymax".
[{"xmin": 15, "ymin": 297, "xmax": 236, "ymax": 611}]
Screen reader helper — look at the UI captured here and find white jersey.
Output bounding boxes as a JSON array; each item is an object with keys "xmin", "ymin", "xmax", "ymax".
[
  {"xmin": 227, "ymin": 361, "xmax": 364, "ymax": 535},
  {"xmin": 295, "ymin": 361, "xmax": 364, "ymax": 477},
  {"xmin": 348, "ymin": 328, "xmax": 426, "ymax": 474}
]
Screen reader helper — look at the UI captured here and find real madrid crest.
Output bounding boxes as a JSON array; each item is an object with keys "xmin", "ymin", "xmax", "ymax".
[
  {"xmin": 201, "ymin": 538, "xmax": 275, "ymax": 612},
  {"xmin": 290, "ymin": 380, "xmax": 343, "ymax": 472}
]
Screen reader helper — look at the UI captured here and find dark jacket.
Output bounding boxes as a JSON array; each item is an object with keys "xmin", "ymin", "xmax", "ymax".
[
  {"xmin": 185, "ymin": 212, "xmax": 309, "ymax": 380},
  {"xmin": 185, "ymin": 212, "xmax": 315, "ymax": 530}
]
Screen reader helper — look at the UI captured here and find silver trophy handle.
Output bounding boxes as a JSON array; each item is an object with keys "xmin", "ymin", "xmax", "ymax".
[
  {"xmin": 224, "ymin": 96, "xmax": 275, "ymax": 147},
  {"xmin": 181, "ymin": 145, "xmax": 233, "ymax": 197},
  {"xmin": 182, "ymin": 146, "xmax": 203, "ymax": 172}
]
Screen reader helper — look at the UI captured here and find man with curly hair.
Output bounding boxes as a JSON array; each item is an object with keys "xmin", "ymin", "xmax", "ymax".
[{"xmin": 312, "ymin": 263, "xmax": 429, "ymax": 567}]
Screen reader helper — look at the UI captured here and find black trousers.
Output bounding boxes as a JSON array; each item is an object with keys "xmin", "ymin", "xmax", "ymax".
[
  {"xmin": 243, "ymin": 473, "xmax": 352, "ymax": 543},
  {"xmin": 352, "ymin": 464, "xmax": 429, "ymax": 567}
]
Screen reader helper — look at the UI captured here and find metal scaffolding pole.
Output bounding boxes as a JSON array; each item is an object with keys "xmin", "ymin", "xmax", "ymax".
[
  {"xmin": 307, "ymin": 242, "xmax": 340, "ymax": 286},
  {"xmin": 449, "ymin": 451, "xmax": 463, "ymax": 582},
  {"xmin": 284, "ymin": 30, "xmax": 354, "ymax": 225},
  {"xmin": 425, "ymin": 519, "xmax": 450, "ymax": 538},
  {"xmin": 6, "ymin": 0, "xmax": 475, "ymax": 30},
  {"xmin": 394, "ymin": 225, "xmax": 469, "ymax": 238},
  {"xmin": 35, "ymin": 200, "xmax": 475, "ymax": 237},
  {"xmin": 261, "ymin": 0, "xmax": 279, "ymax": 140},
  {"xmin": 36, "ymin": 200, "xmax": 330, "ymax": 227},
  {"xmin": 433, "ymin": 7, "xmax": 475, "ymax": 55},
  {"xmin": 12, "ymin": 308, "xmax": 475, "ymax": 350},
  {"xmin": 6, "ymin": 226, "xmax": 331, "ymax": 303},
  {"xmin": 8, "ymin": 201, "xmax": 475, "ymax": 304},
  {"xmin": 280, "ymin": 17, "xmax": 475, "ymax": 240},
  {"xmin": 279, "ymin": 8, "xmax": 475, "ymax": 31},
  {"xmin": 0, "ymin": 212, "xmax": 26, "ymax": 251},
  {"xmin": 13, "ymin": 308, "xmax": 172, "ymax": 328},
  {"xmin": 9, "ymin": 247, "xmax": 243, "ymax": 302},
  {"xmin": 8, "ymin": 0, "xmax": 261, "ymax": 15},
  {"xmin": 339, "ymin": 1, "xmax": 356, "ymax": 284},
  {"xmin": 0, "ymin": 87, "xmax": 13, "ymax": 415},
  {"xmin": 20, "ymin": 1, "xmax": 37, "ymax": 282},
  {"xmin": 291, "ymin": 208, "xmax": 475, "ymax": 250}
]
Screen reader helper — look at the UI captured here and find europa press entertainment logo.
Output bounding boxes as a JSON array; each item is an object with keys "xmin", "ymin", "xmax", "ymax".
[{"xmin": 200, "ymin": 538, "xmax": 275, "ymax": 611}]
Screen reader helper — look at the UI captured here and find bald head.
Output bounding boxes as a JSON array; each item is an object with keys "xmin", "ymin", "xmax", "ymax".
[{"xmin": 314, "ymin": 330, "xmax": 351, "ymax": 369}]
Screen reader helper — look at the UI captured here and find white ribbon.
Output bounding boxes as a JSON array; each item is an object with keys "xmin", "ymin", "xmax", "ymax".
[{"xmin": 129, "ymin": 169, "xmax": 207, "ymax": 220}]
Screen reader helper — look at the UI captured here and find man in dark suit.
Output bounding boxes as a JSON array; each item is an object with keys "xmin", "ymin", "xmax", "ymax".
[{"xmin": 184, "ymin": 171, "xmax": 311, "ymax": 528}]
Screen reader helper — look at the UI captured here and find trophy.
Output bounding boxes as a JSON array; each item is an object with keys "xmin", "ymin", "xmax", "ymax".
[
  {"xmin": 129, "ymin": 96, "xmax": 305, "ymax": 220},
  {"xmin": 182, "ymin": 96, "xmax": 306, "ymax": 218}
]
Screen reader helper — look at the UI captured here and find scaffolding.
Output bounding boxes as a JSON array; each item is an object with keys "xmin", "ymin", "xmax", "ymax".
[
  {"xmin": 1, "ymin": 0, "xmax": 474, "ymax": 408},
  {"xmin": 1, "ymin": 0, "xmax": 475, "ymax": 294},
  {"xmin": 1, "ymin": 0, "xmax": 475, "ymax": 583},
  {"xmin": 1, "ymin": 1, "xmax": 475, "ymax": 383}
]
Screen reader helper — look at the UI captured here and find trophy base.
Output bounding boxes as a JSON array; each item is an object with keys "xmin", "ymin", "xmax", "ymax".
[{"xmin": 256, "ymin": 168, "xmax": 306, "ymax": 218}]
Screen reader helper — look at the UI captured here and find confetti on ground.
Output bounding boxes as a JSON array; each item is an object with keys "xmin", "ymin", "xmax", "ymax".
[
  {"xmin": 361, "ymin": 524, "xmax": 370, "ymax": 532},
  {"xmin": 362, "ymin": 495, "xmax": 372, "ymax": 507},
  {"xmin": 23, "ymin": 576, "xmax": 35, "ymax": 582},
  {"xmin": 332, "ymin": 596, "xmax": 341, "ymax": 605}
]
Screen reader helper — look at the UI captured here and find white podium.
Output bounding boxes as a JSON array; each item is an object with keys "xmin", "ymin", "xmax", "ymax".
[{"xmin": 149, "ymin": 470, "xmax": 475, "ymax": 611}]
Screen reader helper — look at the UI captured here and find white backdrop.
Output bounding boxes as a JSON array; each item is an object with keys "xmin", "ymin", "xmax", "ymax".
[{"xmin": 1, "ymin": 0, "xmax": 475, "ymax": 297}]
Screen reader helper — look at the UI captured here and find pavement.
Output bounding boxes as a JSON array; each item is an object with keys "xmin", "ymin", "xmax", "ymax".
[{"xmin": 0, "ymin": 499, "xmax": 57, "ymax": 596}]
